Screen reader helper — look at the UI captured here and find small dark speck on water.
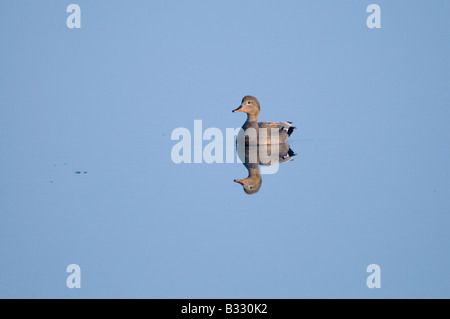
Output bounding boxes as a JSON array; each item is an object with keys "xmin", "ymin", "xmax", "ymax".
[
  {"xmin": 75, "ymin": 171, "xmax": 81, "ymax": 174},
  {"xmin": 83, "ymin": 171, "xmax": 88, "ymax": 174}
]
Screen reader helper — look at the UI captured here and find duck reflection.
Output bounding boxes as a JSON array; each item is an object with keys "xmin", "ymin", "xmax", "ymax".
[{"xmin": 234, "ymin": 143, "xmax": 296, "ymax": 195}]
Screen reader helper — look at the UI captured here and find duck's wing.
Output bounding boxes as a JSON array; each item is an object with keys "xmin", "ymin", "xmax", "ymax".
[{"xmin": 258, "ymin": 121, "xmax": 297, "ymax": 136}]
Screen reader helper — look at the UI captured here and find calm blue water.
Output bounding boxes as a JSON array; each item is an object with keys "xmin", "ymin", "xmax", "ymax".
[{"xmin": 0, "ymin": 1, "xmax": 449, "ymax": 298}]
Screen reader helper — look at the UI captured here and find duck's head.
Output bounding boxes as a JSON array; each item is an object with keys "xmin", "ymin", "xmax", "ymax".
[
  {"xmin": 232, "ymin": 96, "xmax": 260, "ymax": 117},
  {"xmin": 234, "ymin": 173, "xmax": 262, "ymax": 195}
]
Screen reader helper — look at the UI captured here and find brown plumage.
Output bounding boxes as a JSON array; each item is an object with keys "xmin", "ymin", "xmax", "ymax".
[{"xmin": 232, "ymin": 96, "xmax": 296, "ymax": 145}]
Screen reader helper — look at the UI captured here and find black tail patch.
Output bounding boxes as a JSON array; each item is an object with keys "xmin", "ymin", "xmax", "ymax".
[
  {"xmin": 288, "ymin": 148, "xmax": 297, "ymax": 157},
  {"xmin": 288, "ymin": 126, "xmax": 297, "ymax": 136}
]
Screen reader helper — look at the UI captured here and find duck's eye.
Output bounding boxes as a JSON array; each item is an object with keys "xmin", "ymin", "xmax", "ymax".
[{"xmin": 247, "ymin": 101, "xmax": 251, "ymax": 104}]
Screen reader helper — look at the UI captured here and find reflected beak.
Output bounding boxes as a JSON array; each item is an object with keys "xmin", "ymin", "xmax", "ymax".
[
  {"xmin": 234, "ymin": 179, "xmax": 247, "ymax": 185},
  {"xmin": 232, "ymin": 105, "xmax": 245, "ymax": 113}
]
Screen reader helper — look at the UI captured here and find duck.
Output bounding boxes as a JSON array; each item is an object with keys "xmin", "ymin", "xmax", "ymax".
[{"xmin": 232, "ymin": 95, "xmax": 296, "ymax": 145}]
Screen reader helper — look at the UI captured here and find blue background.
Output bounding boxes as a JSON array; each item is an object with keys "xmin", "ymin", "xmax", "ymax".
[{"xmin": 1, "ymin": 0, "xmax": 449, "ymax": 298}]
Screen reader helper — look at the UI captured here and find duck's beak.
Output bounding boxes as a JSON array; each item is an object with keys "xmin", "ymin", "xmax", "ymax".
[
  {"xmin": 234, "ymin": 179, "xmax": 247, "ymax": 185},
  {"xmin": 232, "ymin": 105, "xmax": 245, "ymax": 113}
]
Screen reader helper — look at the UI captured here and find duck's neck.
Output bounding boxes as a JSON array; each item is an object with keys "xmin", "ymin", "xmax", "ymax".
[
  {"xmin": 246, "ymin": 112, "xmax": 259, "ymax": 122},
  {"xmin": 248, "ymin": 167, "xmax": 260, "ymax": 177}
]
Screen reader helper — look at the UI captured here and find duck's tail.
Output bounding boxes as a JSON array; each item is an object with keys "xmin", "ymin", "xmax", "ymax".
[
  {"xmin": 288, "ymin": 148, "xmax": 297, "ymax": 157},
  {"xmin": 288, "ymin": 126, "xmax": 296, "ymax": 136},
  {"xmin": 286, "ymin": 121, "xmax": 297, "ymax": 136},
  {"xmin": 281, "ymin": 147, "xmax": 297, "ymax": 161}
]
